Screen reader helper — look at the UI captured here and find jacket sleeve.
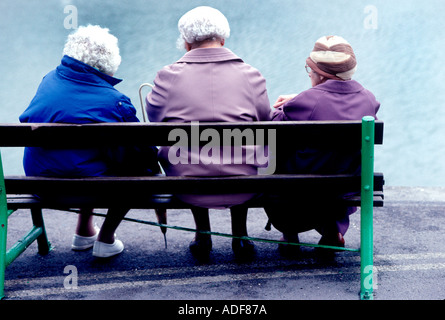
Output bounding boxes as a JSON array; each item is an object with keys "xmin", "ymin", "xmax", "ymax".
[
  {"xmin": 105, "ymin": 96, "xmax": 161, "ymax": 176},
  {"xmin": 365, "ymin": 89, "xmax": 380, "ymax": 120},
  {"xmin": 281, "ymin": 89, "xmax": 317, "ymax": 121},
  {"xmin": 146, "ymin": 65, "xmax": 176, "ymax": 123},
  {"xmin": 271, "ymin": 89, "xmax": 317, "ymax": 122},
  {"xmin": 272, "ymin": 107, "xmax": 287, "ymax": 121},
  {"xmin": 246, "ymin": 67, "xmax": 273, "ymax": 121},
  {"xmin": 116, "ymin": 96, "xmax": 140, "ymax": 123},
  {"xmin": 255, "ymin": 78, "xmax": 273, "ymax": 121}
]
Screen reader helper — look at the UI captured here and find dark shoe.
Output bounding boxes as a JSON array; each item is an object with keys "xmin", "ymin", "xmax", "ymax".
[
  {"xmin": 278, "ymin": 234, "xmax": 301, "ymax": 258},
  {"xmin": 318, "ymin": 232, "xmax": 345, "ymax": 249},
  {"xmin": 189, "ymin": 237, "xmax": 212, "ymax": 259},
  {"xmin": 232, "ymin": 238, "xmax": 255, "ymax": 260},
  {"xmin": 317, "ymin": 232, "xmax": 345, "ymax": 256}
]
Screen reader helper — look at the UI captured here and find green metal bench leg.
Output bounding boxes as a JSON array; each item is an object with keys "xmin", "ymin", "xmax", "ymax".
[
  {"xmin": 30, "ymin": 208, "xmax": 52, "ymax": 255},
  {"xmin": 0, "ymin": 208, "xmax": 52, "ymax": 299},
  {"xmin": 0, "ymin": 151, "xmax": 52, "ymax": 299},
  {"xmin": 0, "ymin": 209, "xmax": 6, "ymax": 300},
  {"xmin": 0, "ymin": 154, "xmax": 7, "ymax": 299},
  {"xmin": 360, "ymin": 116, "xmax": 375, "ymax": 300}
]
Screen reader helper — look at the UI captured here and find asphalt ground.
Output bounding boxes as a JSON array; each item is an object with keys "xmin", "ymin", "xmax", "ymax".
[{"xmin": 2, "ymin": 186, "xmax": 445, "ymax": 310}]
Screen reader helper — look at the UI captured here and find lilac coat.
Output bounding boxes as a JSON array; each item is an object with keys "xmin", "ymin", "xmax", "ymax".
[
  {"xmin": 272, "ymin": 79, "xmax": 379, "ymax": 122},
  {"xmin": 272, "ymin": 79, "xmax": 380, "ymax": 175},
  {"xmin": 146, "ymin": 47, "xmax": 272, "ymax": 208},
  {"xmin": 269, "ymin": 79, "xmax": 380, "ymax": 235}
]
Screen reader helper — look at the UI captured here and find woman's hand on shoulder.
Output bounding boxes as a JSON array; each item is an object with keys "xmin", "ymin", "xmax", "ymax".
[{"xmin": 272, "ymin": 94, "xmax": 297, "ymax": 108}]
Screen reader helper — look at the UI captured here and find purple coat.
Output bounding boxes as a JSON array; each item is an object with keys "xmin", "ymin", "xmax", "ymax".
[
  {"xmin": 268, "ymin": 79, "xmax": 380, "ymax": 235},
  {"xmin": 273, "ymin": 80, "xmax": 379, "ymax": 122},
  {"xmin": 146, "ymin": 47, "xmax": 272, "ymax": 208},
  {"xmin": 272, "ymin": 79, "xmax": 380, "ymax": 175}
]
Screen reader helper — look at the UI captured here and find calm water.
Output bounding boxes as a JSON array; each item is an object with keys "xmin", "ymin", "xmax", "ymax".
[{"xmin": 1, "ymin": 0, "xmax": 445, "ymax": 187}]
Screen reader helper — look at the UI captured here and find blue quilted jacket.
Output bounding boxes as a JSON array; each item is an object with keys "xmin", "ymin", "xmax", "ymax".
[{"xmin": 19, "ymin": 55, "xmax": 153, "ymax": 177}]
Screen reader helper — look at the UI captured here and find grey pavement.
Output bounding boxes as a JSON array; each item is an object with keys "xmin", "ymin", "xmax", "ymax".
[{"xmin": 2, "ymin": 186, "xmax": 445, "ymax": 301}]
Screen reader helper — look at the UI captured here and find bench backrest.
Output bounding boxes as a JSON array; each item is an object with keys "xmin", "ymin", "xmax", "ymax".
[
  {"xmin": 0, "ymin": 119, "xmax": 384, "ymax": 198},
  {"xmin": 0, "ymin": 120, "xmax": 383, "ymax": 148}
]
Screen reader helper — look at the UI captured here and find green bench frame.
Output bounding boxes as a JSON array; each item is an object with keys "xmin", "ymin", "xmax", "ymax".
[{"xmin": 0, "ymin": 117, "xmax": 383, "ymax": 300}]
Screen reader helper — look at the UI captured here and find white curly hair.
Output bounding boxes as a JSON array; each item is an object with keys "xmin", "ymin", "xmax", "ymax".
[
  {"xmin": 63, "ymin": 25, "xmax": 121, "ymax": 75},
  {"xmin": 177, "ymin": 6, "xmax": 230, "ymax": 45}
]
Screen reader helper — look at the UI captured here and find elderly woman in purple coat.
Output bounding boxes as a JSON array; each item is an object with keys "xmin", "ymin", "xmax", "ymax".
[
  {"xmin": 146, "ymin": 6, "xmax": 272, "ymax": 259},
  {"xmin": 268, "ymin": 36, "xmax": 380, "ymax": 255}
]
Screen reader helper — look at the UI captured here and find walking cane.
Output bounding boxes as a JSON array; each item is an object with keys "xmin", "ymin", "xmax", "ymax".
[
  {"xmin": 138, "ymin": 83, "xmax": 154, "ymax": 123},
  {"xmin": 139, "ymin": 83, "xmax": 168, "ymax": 248}
]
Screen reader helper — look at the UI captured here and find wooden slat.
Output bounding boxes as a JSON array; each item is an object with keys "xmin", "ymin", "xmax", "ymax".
[
  {"xmin": 0, "ymin": 121, "xmax": 384, "ymax": 148},
  {"xmin": 7, "ymin": 193, "xmax": 384, "ymax": 210},
  {"xmin": 7, "ymin": 192, "xmax": 384, "ymax": 210},
  {"xmin": 4, "ymin": 173, "xmax": 384, "ymax": 196}
]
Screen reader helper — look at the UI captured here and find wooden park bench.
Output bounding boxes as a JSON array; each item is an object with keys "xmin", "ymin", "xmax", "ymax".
[{"xmin": 0, "ymin": 117, "xmax": 384, "ymax": 300}]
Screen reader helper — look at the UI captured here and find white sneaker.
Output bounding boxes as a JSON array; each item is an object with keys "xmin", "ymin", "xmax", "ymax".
[
  {"xmin": 93, "ymin": 240, "xmax": 124, "ymax": 258},
  {"xmin": 71, "ymin": 227, "xmax": 100, "ymax": 251}
]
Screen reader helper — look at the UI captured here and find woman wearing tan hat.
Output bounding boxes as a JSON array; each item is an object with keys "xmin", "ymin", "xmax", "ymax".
[{"xmin": 267, "ymin": 35, "xmax": 380, "ymax": 256}]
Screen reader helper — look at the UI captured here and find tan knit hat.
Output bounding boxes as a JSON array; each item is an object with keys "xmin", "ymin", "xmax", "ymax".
[{"xmin": 306, "ymin": 35, "xmax": 357, "ymax": 80}]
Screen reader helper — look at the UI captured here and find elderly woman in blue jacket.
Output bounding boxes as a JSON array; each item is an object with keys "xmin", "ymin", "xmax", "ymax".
[{"xmin": 20, "ymin": 25, "xmax": 160, "ymax": 258}]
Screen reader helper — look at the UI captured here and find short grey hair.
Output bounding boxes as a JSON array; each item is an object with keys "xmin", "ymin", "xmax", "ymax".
[
  {"xmin": 63, "ymin": 25, "xmax": 121, "ymax": 75},
  {"xmin": 178, "ymin": 6, "xmax": 230, "ymax": 45}
]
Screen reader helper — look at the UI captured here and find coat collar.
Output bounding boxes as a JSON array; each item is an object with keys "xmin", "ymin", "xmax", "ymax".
[
  {"xmin": 313, "ymin": 79, "xmax": 364, "ymax": 93},
  {"xmin": 177, "ymin": 47, "xmax": 244, "ymax": 64},
  {"xmin": 57, "ymin": 55, "xmax": 122, "ymax": 87}
]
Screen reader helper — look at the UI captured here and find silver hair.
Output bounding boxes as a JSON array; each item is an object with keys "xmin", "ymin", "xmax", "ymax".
[
  {"xmin": 63, "ymin": 25, "xmax": 121, "ymax": 75},
  {"xmin": 177, "ymin": 6, "xmax": 230, "ymax": 47}
]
